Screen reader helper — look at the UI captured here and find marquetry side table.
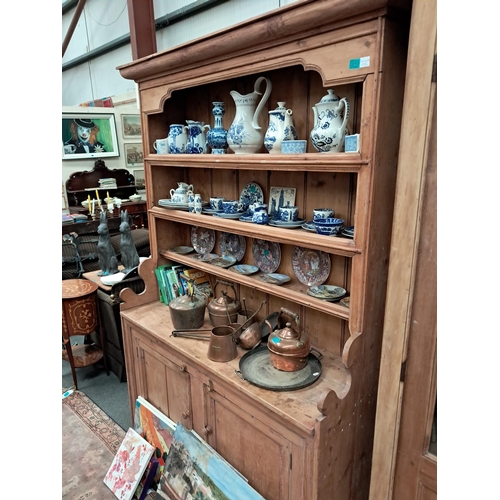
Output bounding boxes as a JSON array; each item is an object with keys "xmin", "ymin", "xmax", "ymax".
[{"xmin": 62, "ymin": 279, "xmax": 109, "ymax": 389}]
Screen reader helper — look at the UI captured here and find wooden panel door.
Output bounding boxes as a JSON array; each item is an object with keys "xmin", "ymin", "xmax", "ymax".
[
  {"xmin": 205, "ymin": 389, "xmax": 302, "ymax": 500},
  {"xmin": 135, "ymin": 337, "xmax": 193, "ymax": 429},
  {"xmin": 369, "ymin": 0, "xmax": 436, "ymax": 498},
  {"xmin": 392, "ymin": 91, "xmax": 437, "ymax": 499}
]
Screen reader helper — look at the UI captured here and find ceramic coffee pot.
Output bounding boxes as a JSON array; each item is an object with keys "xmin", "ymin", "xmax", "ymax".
[
  {"xmin": 310, "ymin": 89, "xmax": 350, "ymax": 153},
  {"xmin": 264, "ymin": 102, "xmax": 298, "ymax": 154},
  {"xmin": 227, "ymin": 76, "xmax": 272, "ymax": 154}
]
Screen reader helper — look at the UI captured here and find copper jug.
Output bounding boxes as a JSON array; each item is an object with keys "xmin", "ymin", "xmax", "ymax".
[{"xmin": 207, "ymin": 325, "xmax": 238, "ymax": 362}]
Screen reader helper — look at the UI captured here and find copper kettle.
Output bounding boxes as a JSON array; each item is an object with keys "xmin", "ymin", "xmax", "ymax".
[
  {"xmin": 207, "ymin": 279, "xmax": 241, "ymax": 327},
  {"xmin": 267, "ymin": 307, "xmax": 310, "ymax": 371}
]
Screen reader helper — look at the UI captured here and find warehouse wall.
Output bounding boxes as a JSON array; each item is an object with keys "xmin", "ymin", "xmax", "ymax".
[{"xmin": 62, "ymin": 0, "xmax": 298, "ymax": 106}]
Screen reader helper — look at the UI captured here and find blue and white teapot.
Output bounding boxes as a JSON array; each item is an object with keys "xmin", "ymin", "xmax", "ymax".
[{"xmin": 310, "ymin": 89, "xmax": 350, "ymax": 153}]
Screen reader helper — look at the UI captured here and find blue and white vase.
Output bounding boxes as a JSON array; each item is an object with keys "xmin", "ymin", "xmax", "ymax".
[{"xmin": 206, "ymin": 101, "xmax": 228, "ymax": 154}]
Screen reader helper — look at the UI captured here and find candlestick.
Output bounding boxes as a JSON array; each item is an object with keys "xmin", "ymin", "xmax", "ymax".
[{"xmin": 95, "ymin": 189, "xmax": 101, "ymax": 208}]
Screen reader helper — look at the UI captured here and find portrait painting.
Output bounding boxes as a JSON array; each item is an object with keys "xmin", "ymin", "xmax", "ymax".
[{"xmin": 62, "ymin": 113, "xmax": 119, "ymax": 160}]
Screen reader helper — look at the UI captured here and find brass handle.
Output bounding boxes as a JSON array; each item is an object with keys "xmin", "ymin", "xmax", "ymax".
[
  {"xmin": 202, "ymin": 425, "xmax": 212, "ymax": 435},
  {"xmin": 179, "ymin": 365, "xmax": 187, "ymax": 372},
  {"xmin": 182, "ymin": 410, "xmax": 190, "ymax": 419}
]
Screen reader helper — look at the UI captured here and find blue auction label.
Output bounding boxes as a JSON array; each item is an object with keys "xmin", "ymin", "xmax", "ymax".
[{"xmin": 349, "ymin": 56, "xmax": 370, "ymax": 69}]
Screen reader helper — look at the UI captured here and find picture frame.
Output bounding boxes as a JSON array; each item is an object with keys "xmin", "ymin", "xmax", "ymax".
[
  {"xmin": 124, "ymin": 142, "xmax": 144, "ymax": 167},
  {"xmin": 133, "ymin": 168, "xmax": 145, "ymax": 189},
  {"xmin": 121, "ymin": 114, "xmax": 142, "ymax": 139},
  {"xmin": 62, "ymin": 113, "xmax": 119, "ymax": 160},
  {"xmin": 269, "ymin": 186, "xmax": 296, "ymax": 220}
]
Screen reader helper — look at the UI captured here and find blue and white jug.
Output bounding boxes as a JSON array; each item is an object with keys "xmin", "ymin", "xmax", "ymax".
[
  {"xmin": 264, "ymin": 102, "xmax": 298, "ymax": 154},
  {"xmin": 167, "ymin": 124, "xmax": 188, "ymax": 154},
  {"xmin": 186, "ymin": 120, "xmax": 210, "ymax": 154}
]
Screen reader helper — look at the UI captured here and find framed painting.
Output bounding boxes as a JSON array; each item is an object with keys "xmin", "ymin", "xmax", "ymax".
[
  {"xmin": 133, "ymin": 168, "xmax": 145, "ymax": 189},
  {"xmin": 124, "ymin": 142, "xmax": 144, "ymax": 167},
  {"xmin": 122, "ymin": 114, "xmax": 142, "ymax": 139},
  {"xmin": 62, "ymin": 113, "xmax": 119, "ymax": 160}
]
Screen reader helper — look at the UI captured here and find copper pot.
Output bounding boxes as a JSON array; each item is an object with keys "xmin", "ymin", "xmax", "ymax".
[
  {"xmin": 168, "ymin": 274, "xmax": 207, "ymax": 330},
  {"xmin": 267, "ymin": 307, "xmax": 310, "ymax": 371},
  {"xmin": 207, "ymin": 279, "xmax": 241, "ymax": 327}
]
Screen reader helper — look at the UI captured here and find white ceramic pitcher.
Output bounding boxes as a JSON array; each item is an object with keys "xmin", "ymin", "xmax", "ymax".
[{"xmin": 227, "ymin": 76, "xmax": 272, "ymax": 154}]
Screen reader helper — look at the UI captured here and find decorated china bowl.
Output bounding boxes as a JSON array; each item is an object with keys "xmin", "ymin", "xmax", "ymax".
[
  {"xmin": 129, "ymin": 194, "xmax": 142, "ymax": 202},
  {"xmin": 313, "ymin": 217, "xmax": 344, "ymax": 236}
]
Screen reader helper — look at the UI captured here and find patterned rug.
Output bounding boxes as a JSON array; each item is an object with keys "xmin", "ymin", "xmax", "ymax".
[{"xmin": 62, "ymin": 390, "xmax": 125, "ymax": 499}]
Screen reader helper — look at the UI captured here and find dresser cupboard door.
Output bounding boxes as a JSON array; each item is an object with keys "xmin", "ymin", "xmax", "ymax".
[
  {"xmin": 135, "ymin": 337, "xmax": 193, "ymax": 429},
  {"xmin": 205, "ymin": 389, "xmax": 306, "ymax": 500}
]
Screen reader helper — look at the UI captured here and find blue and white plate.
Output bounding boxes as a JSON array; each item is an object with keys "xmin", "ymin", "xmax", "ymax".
[
  {"xmin": 255, "ymin": 273, "xmax": 291, "ymax": 285},
  {"xmin": 169, "ymin": 246, "xmax": 195, "ymax": 255},
  {"xmin": 229, "ymin": 264, "xmax": 259, "ymax": 275},
  {"xmin": 213, "ymin": 211, "xmax": 246, "ymax": 219},
  {"xmin": 307, "ymin": 285, "xmax": 346, "ymax": 301},
  {"xmin": 191, "ymin": 252, "xmax": 218, "ymax": 262},
  {"xmin": 209, "ymin": 255, "xmax": 237, "ymax": 268},
  {"xmin": 239, "ymin": 214, "xmax": 254, "ymax": 223},
  {"xmin": 269, "ymin": 218, "xmax": 305, "ymax": 229},
  {"xmin": 239, "ymin": 182, "xmax": 264, "ymax": 211},
  {"xmin": 202, "ymin": 207, "xmax": 223, "ymax": 215}
]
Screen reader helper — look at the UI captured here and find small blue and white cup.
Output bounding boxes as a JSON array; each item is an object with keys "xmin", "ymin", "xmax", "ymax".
[
  {"xmin": 279, "ymin": 206, "xmax": 299, "ymax": 222},
  {"xmin": 222, "ymin": 200, "xmax": 243, "ymax": 214},
  {"xmin": 313, "ymin": 208, "xmax": 334, "ymax": 221},
  {"xmin": 210, "ymin": 196, "xmax": 225, "ymax": 211}
]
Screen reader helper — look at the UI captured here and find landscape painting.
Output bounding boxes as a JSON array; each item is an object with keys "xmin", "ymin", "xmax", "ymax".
[{"xmin": 157, "ymin": 423, "xmax": 264, "ymax": 500}]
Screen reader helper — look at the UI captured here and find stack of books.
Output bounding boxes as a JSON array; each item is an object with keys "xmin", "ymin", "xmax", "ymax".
[
  {"xmin": 98, "ymin": 177, "xmax": 117, "ymax": 189},
  {"xmin": 154, "ymin": 265, "xmax": 213, "ymax": 305}
]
